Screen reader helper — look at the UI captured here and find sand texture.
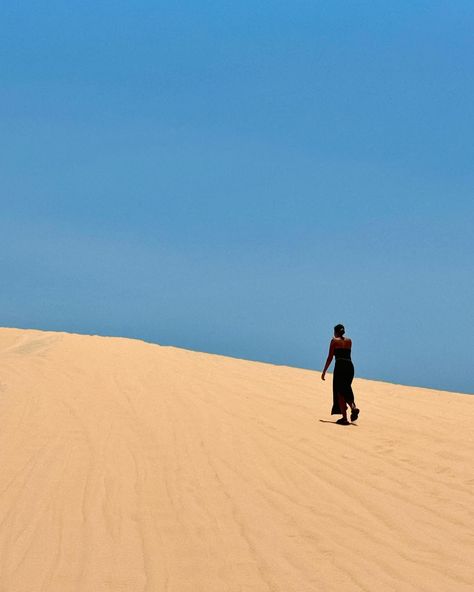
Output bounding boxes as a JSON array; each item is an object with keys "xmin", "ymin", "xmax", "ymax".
[{"xmin": 0, "ymin": 328, "xmax": 473, "ymax": 592}]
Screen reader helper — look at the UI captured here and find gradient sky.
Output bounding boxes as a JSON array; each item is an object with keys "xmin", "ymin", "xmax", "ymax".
[{"xmin": 1, "ymin": 1, "xmax": 473, "ymax": 393}]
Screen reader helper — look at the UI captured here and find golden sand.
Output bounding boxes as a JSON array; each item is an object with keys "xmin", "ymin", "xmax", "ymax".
[{"xmin": 0, "ymin": 328, "xmax": 472, "ymax": 591}]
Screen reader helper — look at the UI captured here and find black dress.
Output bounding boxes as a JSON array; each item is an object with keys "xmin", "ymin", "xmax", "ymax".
[{"xmin": 331, "ymin": 348, "xmax": 355, "ymax": 415}]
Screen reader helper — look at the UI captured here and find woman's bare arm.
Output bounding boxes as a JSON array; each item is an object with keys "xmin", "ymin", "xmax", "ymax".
[{"xmin": 321, "ymin": 339, "xmax": 335, "ymax": 380}]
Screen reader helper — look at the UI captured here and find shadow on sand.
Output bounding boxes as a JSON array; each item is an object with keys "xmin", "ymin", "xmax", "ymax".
[{"xmin": 319, "ymin": 419, "xmax": 358, "ymax": 426}]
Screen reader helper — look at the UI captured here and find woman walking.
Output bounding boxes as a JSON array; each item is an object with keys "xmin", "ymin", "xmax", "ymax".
[{"xmin": 321, "ymin": 324, "xmax": 359, "ymax": 425}]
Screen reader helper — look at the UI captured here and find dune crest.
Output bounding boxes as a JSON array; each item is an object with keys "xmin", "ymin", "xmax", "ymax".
[{"xmin": 0, "ymin": 327, "xmax": 472, "ymax": 591}]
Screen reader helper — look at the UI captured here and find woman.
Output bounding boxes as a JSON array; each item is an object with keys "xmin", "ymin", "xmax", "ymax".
[{"xmin": 321, "ymin": 324, "xmax": 359, "ymax": 425}]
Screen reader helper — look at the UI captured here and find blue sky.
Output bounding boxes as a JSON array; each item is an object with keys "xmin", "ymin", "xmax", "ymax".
[{"xmin": 1, "ymin": 1, "xmax": 473, "ymax": 393}]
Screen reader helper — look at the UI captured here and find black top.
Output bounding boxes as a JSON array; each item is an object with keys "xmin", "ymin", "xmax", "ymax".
[{"xmin": 334, "ymin": 348, "xmax": 352, "ymax": 361}]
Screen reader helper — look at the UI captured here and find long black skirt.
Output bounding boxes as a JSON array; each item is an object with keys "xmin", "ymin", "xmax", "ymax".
[{"xmin": 331, "ymin": 359, "xmax": 355, "ymax": 415}]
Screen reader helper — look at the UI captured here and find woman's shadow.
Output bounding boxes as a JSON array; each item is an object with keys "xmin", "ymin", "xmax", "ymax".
[{"xmin": 319, "ymin": 419, "xmax": 358, "ymax": 426}]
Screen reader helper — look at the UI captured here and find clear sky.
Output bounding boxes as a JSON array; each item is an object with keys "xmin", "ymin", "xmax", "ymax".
[{"xmin": 1, "ymin": 1, "xmax": 473, "ymax": 393}]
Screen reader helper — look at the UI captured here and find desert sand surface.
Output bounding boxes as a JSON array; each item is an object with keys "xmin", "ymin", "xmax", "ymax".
[{"xmin": 0, "ymin": 327, "xmax": 472, "ymax": 592}]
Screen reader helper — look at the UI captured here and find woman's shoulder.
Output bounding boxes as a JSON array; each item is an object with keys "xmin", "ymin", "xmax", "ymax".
[{"xmin": 333, "ymin": 337, "xmax": 352, "ymax": 346}]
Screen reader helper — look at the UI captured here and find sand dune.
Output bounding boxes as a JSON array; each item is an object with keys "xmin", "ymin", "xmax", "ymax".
[{"xmin": 0, "ymin": 327, "xmax": 472, "ymax": 591}]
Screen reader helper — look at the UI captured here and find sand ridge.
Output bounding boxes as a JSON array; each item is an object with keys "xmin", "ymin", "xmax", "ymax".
[{"xmin": 0, "ymin": 327, "xmax": 473, "ymax": 591}]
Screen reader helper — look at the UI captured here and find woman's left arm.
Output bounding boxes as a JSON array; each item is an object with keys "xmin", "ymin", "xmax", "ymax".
[{"xmin": 321, "ymin": 339, "xmax": 335, "ymax": 380}]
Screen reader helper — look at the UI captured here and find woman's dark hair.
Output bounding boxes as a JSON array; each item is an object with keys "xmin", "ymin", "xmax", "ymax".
[{"xmin": 334, "ymin": 324, "xmax": 345, "ymax": 337}]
